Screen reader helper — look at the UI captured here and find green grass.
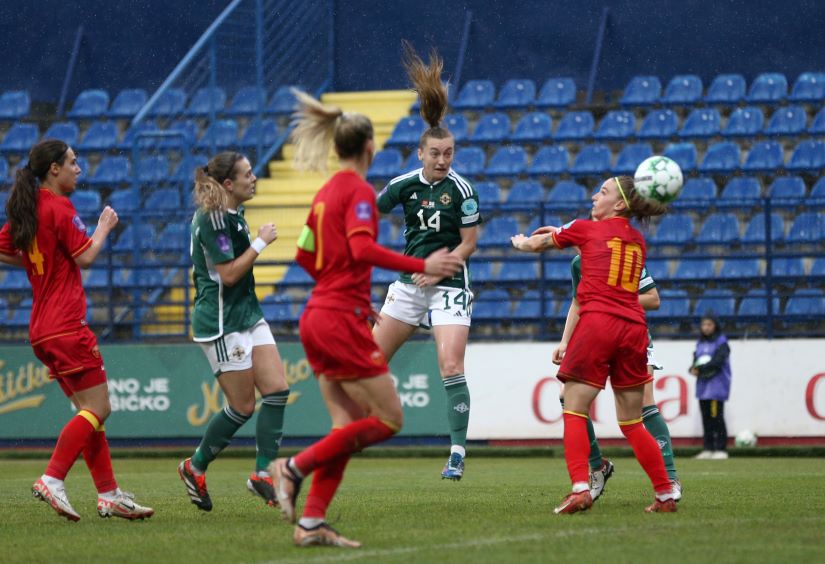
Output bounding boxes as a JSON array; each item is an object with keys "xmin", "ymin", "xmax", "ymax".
[{"xmin": 1, "ymin": 457, "xmax": 824, "ymax": 563}]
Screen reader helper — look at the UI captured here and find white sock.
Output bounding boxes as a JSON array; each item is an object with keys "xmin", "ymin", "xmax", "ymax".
[
  {"xmin": 572, "ymin": 481, "xmax": 589, "ymax": 493},
  {"xmin": 450, "ymin": 445, "xmax": 466, "ymax": 458},
  {"xmin": 41, "ymin": 474, "xmax": 64, "ymax": 490},
  {"xmin": 256, "ymin": 470, "xmax": 270, "ymax": 478},
  {"xmin": 299, "ymin": 517, "xmax": 325, "ymax": 529},
  {"xmin": 288, "ymin": 458, "xmax": 304, "ymax": 479},
  {"xmin": 98, "ymin": 488, "xmax": 121, "ymax": 501}
]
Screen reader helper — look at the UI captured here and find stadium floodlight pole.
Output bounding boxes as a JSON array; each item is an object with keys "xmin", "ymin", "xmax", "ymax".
[
  {"xmin": 452, "ymin": 10, "xmax": 473, "ymax": 103},
  {"xmin": 586, "ymin": 7, "xmax": 609, "ymax": 105},
  {"xmin": 57, "ymin": 25, "xmax": 84, "ymax": 118}
]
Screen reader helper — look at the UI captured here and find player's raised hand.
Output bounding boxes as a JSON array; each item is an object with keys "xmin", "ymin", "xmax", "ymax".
[
  {"xmin": 97, "ymin": 206, "xmax": 119, "ymax": 234},
  {"xmin": 423, "ymin": 248, "xmax": 462, "ymax": 277},
  {"xmin": 258, "ymin": 223, "xmax": 278, "ymax": 244}
]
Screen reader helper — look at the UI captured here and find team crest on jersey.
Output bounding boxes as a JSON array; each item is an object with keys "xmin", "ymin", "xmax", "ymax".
[
  {"xmin": 72, "ymin": 215, "xmax": 86, "ymax": 233},
  {"xmin": 460, "ymin": 199, "xmax": 478, "ymax": 215},
  {"xmin": 355, "ymin": 201, "xmax": 372, "ymax": 220},
  {"xmin": 216, "ymin": 233, "xmax": 231, "ymax": 253},
  {"xmin": 557, "ymin": 219, "xmax": 577, "ymax": 233},
  {"xmin": 439, "ymin": 193, "xmax": 452, "ymax": 206}
]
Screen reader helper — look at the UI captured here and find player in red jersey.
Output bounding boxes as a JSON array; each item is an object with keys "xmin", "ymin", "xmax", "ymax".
[
  {"xmin": 0, "ymin": 139, "xmax": 153, "ymax": 521},
  {"xmin": 268, "ymin": 91, "xmax": 461, "ymax": 548},
  {"xmin": 511, "ymin": 175, "xmax": 677, "ymax": 514}
]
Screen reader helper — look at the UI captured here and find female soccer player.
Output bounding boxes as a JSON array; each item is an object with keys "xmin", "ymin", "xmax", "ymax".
[
  {"xmin": 178, "ymin": 151, "xmax": 290, "ymax": 512},
  {"xmin": 269, "ymin": 90, "xmax": 462, "ymax": 548},
  {"xmin": 0, "ymin": 139, "xmax": 153, "ymax": 521},
  {"xmin": 512, "ymin": 175, "xmax": 677, "ymax": 514},
  {"xmin": 373, "ymin": 42, "xmax": 480, "ymax": 480}
]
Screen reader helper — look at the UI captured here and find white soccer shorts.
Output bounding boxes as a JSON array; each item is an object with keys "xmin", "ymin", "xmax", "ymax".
[
  {"xmin": 381, "ymin": 280, "xmax": 473, "ymax": 328},
  {"xmin": 200, "ymin": 319, "xmax": 275, "ymax": 375},
  {"xmin": 647, "ymin": 341, "xmax": 663, "ymax": 370}
]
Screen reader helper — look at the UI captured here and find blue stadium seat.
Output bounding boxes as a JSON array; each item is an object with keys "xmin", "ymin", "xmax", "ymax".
[
  {"xmin": 485, "ymin": 145, "xmax": 526, "ymax": 176},
  {"xmin": 496, "ymin": 261, "xmax": 538, "ymax": 282},
  {"xmin": 137, "ymin": 155, "xmax": 170, "ymax": 184},
  {"xmin": 811, "ymin": 258, "xmax": 825, "ymax": 278},
  {"xmin": 809, "ymin": 107, "xmax": 825, "ymax": 135},
  {"xmin": 107, "ymin": 188, "xmax": 139, "ymax": 214},
  {"xmin": 372, "ymin": 267, "xmax": 398, "ymax": 284},
  {"xmin": 718, "ymin": 258, "xmax": 761, "ymax": 280},
  {"xmin": 768, "ymin": 176, "xmax": 806, "ymax": 207},
  {"xmin": 720, "ymin": 177, "xmax": 761, "ymax": 204},
  {"xmin": 494, "ymin": 79, "xmax": 535, "ymax": 109},
  {"xmin": 479, "ymin": 217, "xmax": 518, "ymax": 247},
  {"xmin": 536, "ymin": 78, "xmax": 576, "ymax": 108},
  {"xmin": 43, "ymin": 121, "xmax": 79, "ymax": 145},
  {"xmin": 385, "ymin": 116, "xmax": 425, "ymax": 147},
  {"xmin": 784, "ymin": 288, "xmax": 825, "ymax": 317},
  {"xmin": 472, "ymin": 289, "xmax": 511, "ymax": 320},
  {"xmin": 679, "ymin": 108, "xmax": 721, "ymax": 137},
  {"xmin": 722, "ymin": 106, "xmax": 764, "ymax": 137},
  {"xmin": 705, "ymin": 74, "xmax": 746, "ymax": 105},
  {"xmin": 553, "ymin": 111, "xmax": 594, "ymax": 141},
  {"xmin": 738, "ymin": 289, "xmax": 780, "ymax": 317},
  {"xmin": 742, "ymin": 212, "xmax": 785, "ymax": 243},
  {"xmin": 89, "ymin": 156, "xmax": 130, "ymax": 186},
  {"xmin": 0, "ymin": 90, "xmax": 30, "ymax": 120},
  {"xmin": 696, "ymin": 213, "xmax": 740, "ymax": 244},
  {"xmin": 76, "ymin": 156, "xmax": 90, "ymax": 185},
  {"xmin": 505, "ymin": 180, "xmax": 544, "ymax": 205},
  {"xmin": 1, "ymin": 269, "xmax": 31, "ymax": 290},
  {"xmin": 171, "ymin": 154, "xmax": 208, "ymax": 183},
  {"xmin": 71, "ymin": 190, "xmax": 101, "ymax": 216},
  {"xmin": 662, "ymin": 75, "xmax": 703, "ymax": 105},
  {"xmin": 156, "ymin": 223, "xmax": 189, "ymax": 252},
  {"xmin": 699, "ymin": 141, "xmax": 740, "ymax": 174},
  {"xmin": 769, "ymin": 257, "xmax": 805, "ymax": 279},
  {"xmin": 787, "ymin": 212, "xmax": 825, "ymax": 243},
  {"xmin": 786, "ymin": 140, "xmax": 825, "ymax": 172},
  {"xmin": 637, "ymin": 109, "xmax": 679, "ymax": 139},
  {"xmin": 512, "ymin": 290, "xmax": 544, "ymax": 319},
  {"xmin": 68, "ymin": 89, "xmax": 109, "ymax": 119},
  {"xmin": 238, "ymin": 119, "xmax": 279, "ymax": 148},
  {"xmin": 742, "ymin": 141, "xmax": 784, "ymax": 172},
  {"xmin": 620, "ymin": 76, "xmax": 661, "ymax": 106},
  {"xmin": 527, "ymin": 145, "xmax": 568, "ymax": 176},
  {"xmin": 113, "ymin": 224, "xmax": 157, "ymax": 252},
  {"xmin": 452, "ymin": 147, "xmax": 485, "ymax": 176},
  {"xmin": 443, "ymin": 113, "xmax": 469, "ymax": 143},
  {"xmin": 594, "ymin": 110, "xmax": 635, "ymax": 140},
  {"xmin": 474, "ymin": 182, "xmax": 501, "ymax": 205},
  {"xmin": 108, "ymin": 88, "xmax": 147, "ymax": 119},
  {"xmin": 367, "ymin": 149, "xmax": 403, "ymax": 180},
  {"xmin": 452, "ymin": 80, "xmax": 495, "ymax": 110},
  {"xmin": 570, "ymin": 144, "xmax": 611, "ymax": 175},
  {"xmin": 185, "ymin": 86, "xmax": 227, "ymax": 117},
  {"xmin": 226, "ymin": 86, "xmax": 266, "ymax": 116},
  {"xmin": 77, "ymin": 121, "xmax": 119, "ymax": 151},
  {"xmin": 693, "ymin": 289, "xmax": 735, "ymax": 318},
  {"xmin": 469, "ymin": 112, "xmax": 511, "ymax": 144},
  {"xmin": 510, "ymin": 112, "xmax": 552, "ymax": 143},
  {"xmin": 673, "ymin": 258, "xmax": 716, "ymax": 281},
  {"xmin": 261, "ymin": 294, "xmax": 296, "ymax": 323},
  {"xmin": 8, "ymin": 298, "xmax": 33, "ymax": 326},
  {"xmin": 663, "ymin": 142, "xmax": 697, "ymax": 172},
  {"xmin": 544, "ymin": 257, "xmax": 576, "ymax": 282},
  {"xmin": 0, "ymin": 156, "xmax": 8, "ymax": 183},
  {"xmin": 147, "ymin": 88, "xmax": 187, "ymax": 117},
  {"xmin": 159, "ymin": 119, "xmax": 200, "ymax": 149},
  {"xmin": 651, "ymin": 214, "xmax": 694, "ymax": 245},
  {"xmin": 196, "ymin": 120, "xmax": 238, "ymax": 150},
  {"xmin": 525, "ymin": 214, "xmax": 562, "ymax": 236},
  {"xmin": 765, "ymin": 105, "xmax": 807, "ymax": 136},
  {"xmin": 118, "ymin": 121, "xmax": 160, "ymax": 150},
  {"xmin": 401, "ymin": 150, "xmax": 421, "ymax": 173},
  {"xmin": 471, "ymin": 260, "xmax": 494, "ymax": 284},
  {"xmin": 0, "ymin": 123, "xmax": 38, "ymax": 154},
  {"xmin": 376, "ymin": 220, "xmax": 395, "ymax": 247},
  {"xmin": 746, "ymin": 72, "xmax": 788, "ymax": 103},
  {"xmin": 809, "ymin": 178, "xmax": 825, "ymax": 204},
  {"xmin": 613, "ymin": 143, "xmax": 653, "ymax": 174},
  {"xmin": 648, "ymin": 288, "xmax": 689, "ymax": 319},
  {"xmin": 547, "ymin": 180, "xmax": 587, "ymax": 208},
  {"xmin": 789, "ymin": 72, "xmax": 825, "ymax": 102},
  {"xmin": 84, "ymin": 268, "xmax": 109, "ymax": 289},
  {"xmin": 267, "ymin": 85, "xmax": 299, "ymax": 115}
]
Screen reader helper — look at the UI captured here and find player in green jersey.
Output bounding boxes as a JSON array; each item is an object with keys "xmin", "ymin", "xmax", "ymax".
[
  {"xmin": 373, "ymin": 43, "xmax": 480, "ymax": 481},
  {"xmin": 178, "ymin": 151, "xmax": 290, "ymax": 512}
]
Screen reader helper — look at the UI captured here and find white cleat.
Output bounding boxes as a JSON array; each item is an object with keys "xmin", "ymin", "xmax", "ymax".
[
  {"xmin": 32, "ymin": 478, "xmax": 80, "ymax": 522},
  {"xmin": 671, "ymin": 479, "xmax": 683, "ymax": 502},
  {"xmin": 97, "ymin": 490, "xmax": 154, "ymax": 520}
]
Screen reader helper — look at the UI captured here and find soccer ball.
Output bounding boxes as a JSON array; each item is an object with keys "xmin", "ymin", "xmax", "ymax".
[
  {"xmin": 735, "ymin": 429, "xmax": 758, "ymax": 448},
  {"xmin": 633, "ymin": 155, "xmax": 684, "ymax": 204}
]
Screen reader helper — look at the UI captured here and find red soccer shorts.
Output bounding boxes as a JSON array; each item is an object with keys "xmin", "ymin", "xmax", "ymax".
[
  {"xmin": 32, "ymin": 327, "xmax": 107, "ymax": 397},
  {"xmin": 557, "ymin": 311, "xmax": 652, "ymax": 390},
  {"xmin": 300, "ymin": 306, "xmax": 389, "ymax": 379}
]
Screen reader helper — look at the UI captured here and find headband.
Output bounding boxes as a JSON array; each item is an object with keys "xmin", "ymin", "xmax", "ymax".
[{"xmin": 614, "ymin": 177, "xmax": 631, "ymax": 211}]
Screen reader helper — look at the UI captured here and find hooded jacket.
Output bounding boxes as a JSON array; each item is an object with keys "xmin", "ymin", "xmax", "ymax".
[{"xmin": 691, "ymin": 315, "xmax": 732, "ymax": 401}]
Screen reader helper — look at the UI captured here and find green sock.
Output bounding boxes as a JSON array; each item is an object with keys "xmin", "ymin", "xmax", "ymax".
[
  {"xmin": 561, "ymin": 397, "xmax": 603, "ymax": 470},
  {"xmin": 192, "ymin": 405, "xmax": 250, "ymax": 472},
  {"xmin": 643, "ymin": 404, "xmax": 678, "ymax": 481},
  {"xmin": 443, "ymin": 374, "xmax": 470, "ymax": 448},
  {"xmin": 255, "ymin": 390, "xmax": 289, "ymax": 472}
]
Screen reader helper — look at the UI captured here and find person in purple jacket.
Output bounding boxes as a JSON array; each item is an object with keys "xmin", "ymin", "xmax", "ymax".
[{"xmin": 689, "ymin": 313, "xmax": 732, "ymax": 460}]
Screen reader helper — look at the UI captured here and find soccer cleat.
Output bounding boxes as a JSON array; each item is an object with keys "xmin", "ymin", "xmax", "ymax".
[
  {"xmin": 710, "ymin": 451, "xmax": 729, "ymax": 460},
  {"xmin": 32, "ymin": 478, "xmax": 80, "ymax": 522},
  {"xmin": 270, "ymin": 458, "xmax": 302, "ymax": 523},
  {"xmin": 97, "ymin": 491, "xmax": 154, "ymax": 520},
  {"xmin": 178, "ymin": 458, "xmax": 212, "ymax": 511},
  {"xmin": 553, "ymin": 490, "xmax": 593, "ymax": 515},
  {"xmin": 440, "ymin": 452, "xmax": 465, "ymax": 481},
  {"xmin": 247, "ymin": 473, "xmax": 279, "ymax": 507},
  {"xmin": 293, "ymin": 522, "xmax": 362, "ymax": 548},
  {"xmin": 694, "ymin": 450, "xmax": 713, "ymax": 460},
  {"xmin": 645, "ymin": 497, "xmax": 678, "ymax": 513},
  {"xmin": 671, "ymin": 479, "xmax": 683, "ymax": 502},
  {"xmin": 589, "ymin": 458, "xmax": 615, "ymax": 502}
]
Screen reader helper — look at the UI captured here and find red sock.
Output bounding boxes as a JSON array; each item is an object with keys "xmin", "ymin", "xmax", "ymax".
[
  {"xmin": 563, "ymin": 412, "xmax": 591, "ymax": 485},
  {"xmin": 302, "ymin": 454, "xmax": 351, "ymax": 519},
  {"xmin": 45, "ymin": 410, "xmax": 101, "ymax": 480},
  {"xmin": 293, "ymin": 416, "xmax": 396, "ymax": 475},
  {"xmin": 83, "ymin": 428, "xmax": 118, "ymax": 493},
  {"xmin": 620, "ymin": 420, "xmax": 672, "ymax": 495}
]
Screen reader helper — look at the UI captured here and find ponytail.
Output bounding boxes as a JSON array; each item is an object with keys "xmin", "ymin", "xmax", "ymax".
[
  {"xmin": 614, "ymin": 175, "xmax": 668, "ymax": 223},
  {"xmin": 193, "ymin": 152, "xmax": 245, "ymax": 213},
  {"xmin": 401, "ymin": 40, "xmax": 452, "ymax": 147}
]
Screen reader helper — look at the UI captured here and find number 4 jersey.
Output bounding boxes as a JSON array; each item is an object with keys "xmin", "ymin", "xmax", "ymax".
[{"xmin": 377, "ymin": 168, "xmax": 481, "ymax": 290}]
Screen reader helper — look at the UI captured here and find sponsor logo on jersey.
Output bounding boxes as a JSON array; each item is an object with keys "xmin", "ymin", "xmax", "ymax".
[
  {"xmin": 72, "ymin": 215, "xmax": 86, "ymax": 232},
  {"xmin": 439, "ymin": 193, "xmax": 452, "ymax": 206},
  {"xmin": 460, "ymin": 199, "xmax": 478, "ymax": 215},
  {"xmin": 421, "ymin": 200, "xmax": 435, "ymax": 209},
  {"xmin": 216, "ymin": 233, "xmax": 231, "ymax": 253},
  {"xmin": 409, "ymin": 192, "xmax": 417, "ymax": 200},
  {"xmin": 355, "ymin": 201, "xmax": 372, "ymax": 220}
]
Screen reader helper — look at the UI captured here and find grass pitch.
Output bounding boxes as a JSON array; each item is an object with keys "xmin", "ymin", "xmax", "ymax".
[{"xmin": 1, "ymin": 456, "xmax": 823, "ymax": 563}]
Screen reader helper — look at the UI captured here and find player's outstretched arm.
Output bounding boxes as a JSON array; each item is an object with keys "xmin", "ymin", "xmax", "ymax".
[
  {"xmin": 76, "ymin": 206, "xmax": 119, "ymax": 269},
  {"xmin": 511, "ymin": 229, "xmax": 558, "ymax": 253},
  {"xmin": 0, "ymin": 251, "xmax": 23, "ymax": 267}
]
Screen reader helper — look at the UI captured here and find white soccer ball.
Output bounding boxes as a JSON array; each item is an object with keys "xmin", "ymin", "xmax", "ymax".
[
  {"xmin": 735, "ymin": 429, "xmax": 758, "ymax": 448},
  {"xmin": 633, "ymin": 155, "xmax": 684, "ymax": 204}
]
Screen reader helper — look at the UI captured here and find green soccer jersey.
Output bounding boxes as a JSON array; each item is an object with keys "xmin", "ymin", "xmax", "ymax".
[
  {"xmin": 190, "ymin": 207, "xmax": 263, "ymax": 341},
  {"xmin": 377, "ymin": 168, "xmax": 481, "ymax": 289}
]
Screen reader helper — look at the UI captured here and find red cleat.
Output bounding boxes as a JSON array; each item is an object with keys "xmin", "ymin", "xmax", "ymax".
[
  {"xmin": 645, "ymin": 498, "xmax": 678, "ymax": 513},
  {"xmin": 553, "ymin": 490, "xmax": 593, "ymax": 515}
]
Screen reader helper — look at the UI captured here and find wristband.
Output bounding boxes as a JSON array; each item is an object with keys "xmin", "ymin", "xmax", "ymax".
[{"xmin": 250, "ymin": 237, "xmax": 267, "ymax": 254}]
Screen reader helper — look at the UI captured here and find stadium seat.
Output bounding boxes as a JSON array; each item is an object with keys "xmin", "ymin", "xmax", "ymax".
[
  {"xmin": 367, "ymin": 149, "xmax": 403, "ymax": 180},
  {"xmin": 544, "ymin": 256, "xmax": 576, "ymax": 282},
  {"xmin": 679, "ymin": 108, "xmax": 721, "ymax": 138},
  {"xmin": 385, "ymin": 116, "xmax": 426, "ymax": 147},
  {"xmin": 77, "ymin": 121, "xmax": 119, "ymax": 151},
  {"xmin": 159, "ymin": 119, "xmax": 200, "ymax": 149},
  {"xmin": 787, "ymin": 212, "xmax": 825, "ymax": 243},
  {"xmin": 452, "ymin": 147, "xmax": 485, "ymax": 176},
  {"xmin": 494, "ymin": 79, "xmax": 535, "ymax": 109},
  {"xmin": 808, "ymin": 178, "xmax": 825, "ymax": 204},
  {"xmin": 786, "ymin": 140, "xmax": 825, "ymax": 172},
  {"xmin": 118, "ymin": 120, "xmax": 160, "ymax": 150},
  {"xmin": 376, "ymin": 220, "xmax": 395, "ymax": 247},
  {"xmin": 769, "ymin": 257, "xmax": 806, "ymax": 279},
  {"xmin": 510, "ymin": 112, "xmax": 552, "ymax": 143},
  {"xmin": 698, "ymin": 141, "xmax": 740, "ymax": 174},
  {"xmin": 401, "ymin": 150, "xmax": 421, "ymax": 173},
  {"xmin": 267, "ymin": 85, "xmax": 299, "ymax": 115},
  {"xmin": 372, "ymin": 267, "xmax": 398, "ymax": 284},
  {"xmin": 696, "ymin": 213, "xmax": 740, "ymax": 244},
  {"xmin": 469, "ymin": 112, "xmax": 511, "ymax": 144},
  {"xmin": 0, "ymin": 123, "xmax": 39, "ymax": 154},
  {"xmin": 171, "ymin": 154, "xmax": 208, "ymax": 183},
  {"xmin": 738, "ymin": 289, "xmax": 780, "ymax": 317},
  {"xmin": 784, "ymin": 288, "xmax": 825, "ymax": 317},
  {"xmin": 89, "ymin": 156, "xmax": 130, "ymax": 186},
  {"xmin": 472, "ymin": 289, "xmax": 511, "ymax": 320},
  {"xmin": 155, "ymin": 223, "xmax": 189, "ymax": 252},
  {"xmin": 196, "ymin": 120, "xmax": 238, "ymax": 150},
  {"xmin": 185, "ymin": 86, "xmax": 227, "ymax": 117},
  {"xmin": 662, "ymin": 74, "xmax": 703, "ymax": 105},
  {"xmin": 536, "ymin": 77, "xmax": 576, "ymax": 108},
  {"xmin": 693, "ymin": 289, "xmax": 736, "ymax": 318},
  {"xmin": 238, "ymin": 119, "xmax": 279, "ymax": 148},
  {"xmin": 705, "ymin": 73, "xmax": 746, "ymax": 105},
  {"xmin": 107, "ymin": 188, "xmax": 140, "ymax": 214},
  {"xmin": 768, "ymin": 176, "xmax": 806, "ymax": 207},
  {"xmin": 746, "ymin": 72, "xmax": 788, "ymax": 104},
  {"xmin": 76, "ymin": 157, "xmax": 90, "ymax": 185},
  {"xmin": 718, "ymin": 258, "xmax": 761, "ymax": 280},
  {"xmin": 108, "ymin": 88, "xmax": 148, "ymax": 119},
  {"xmin": 722, "ymin": 106, "xmax": 765, "ymax": 137},
  {"xmin": 485, "ymin": 145, "xmax": 527, "ymax": 176},
  {"xmin": 527, "ymin": 145, "xmax": 569, "ymax": 176},
  {"xmin": 637, "ymin": 109, "xmax": 679, "ymax": 139},
  {"xmin": 512, "ymin": 290, "xmax": 545, "ymax": 319},
  {"xmin": 452, "ymin": 79, "xmax": 495, "ymax": 110},
  {"xmin": 505, "ymin": 180, "xmax": 544, "ymax": 206},
  {"xmin": 808, "ymin": 107, "xmax": 825, "ymax": 135},
  {"xmin": 1, "ymin": 269, "xmax": 30, "ymax": 290},
  {"xmin": 261, "ymin": 294, "xmax": 297, "ymax": 323},
  {"xmin": 71, "ymin": 190, "xmax": 101, "ymax": 216},
  {"xmin": 553, "ymin": 111, "xmax": 594, "ymax": 141},
  {"xmin": 789, "ymin": 71, "xmax": 825, "ymax": 102},
  {"xmin": 569, "ymin": 144, "xmax": 611, "ymax": 175},
  {"xmin": 147, "ymin": 88, "xmax": 187, "ymax": 117},
  {"xmin": 765, "ymin": 105, "xmax": 807, "ymax": 136},
  {"xmin": 742, "ymin": 212, "xmax": 785, "ymax": 243},
  {"xmin": 43, "ymin": 121, "xmax": 79, "ymax": 145},
  {"xmin": 68, "ymin": 89, "xmax": 109, "ymax": 119},
  {"xmin": 594, "ymin": 110, "xmax": 635, "ymax": 140},
  {"xmin": 810, "ymin": 258, "xmax": 825, "ymax": 278},
  {"xmin": 496, "ymin": 261, "xmax": 538, "ymax": 282},
  {"xmin": 8, "ymin": 298, "xmax": 32, "ymax": 326},
  {"xmin": 648, "ymin": 288, "xmax": 689, "ymax": 319},
  {"xmin": 443, "ymin": 113, "xmax": 469, "ymax": 143},
  {"xmin": 720, "ymin": 177, "xmax": 761, "ymax": 205},
  {"xmin": 525, "ymin": 214, "xmax": 562, "ymax": 236},
  {"xmin": 226, "ymin": 86, "xmax": 266, "ymax": 116},
  {"xmin": 620, "ymin": 75, "xmax": 661, "ymax": 106},
  {"xmin": 673, "ymin": 257, "xmax": 716, "ymax": 281},
  {"xmin": 474, "ymin": 181, "xmax": 501, "ymax": 205},
  {"xmin": 663, "ymin": 142, "xmax": 698, "ymax": 172},
  {"xmin": 547, "ymin": 180, "xmax": 587, "ymax": 208},
  {"xmin": 651, "ymin": 214, "xmax": 694, "ymax": 245},
  {"xmin": 113, "ymin": 223, "xmax": 157, "ymax": 252},
  {"xmin": 479, "ymin": 217, "xmax": 518, "ymax": 247},
  {"xmin": 0, "ymin": 156, "xmax": 8, "ymax": 183},
  {"xmin": 0, "ymin": 90, "xmax": 30, "ymax": 120},
  {"xmin": 137, "ymin": 156, "xmax": 170, "ymax": 185},
  {"xmin": 742, "ymin": 141, "xmax": 784, "ymax": 172},
  {"xmin": 613, "ymin": 143, "xmax": 653, "ymax": 175},
  {"xmin": 470, "ymin": 260, "xmax": 494, "ymax": 284}
]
